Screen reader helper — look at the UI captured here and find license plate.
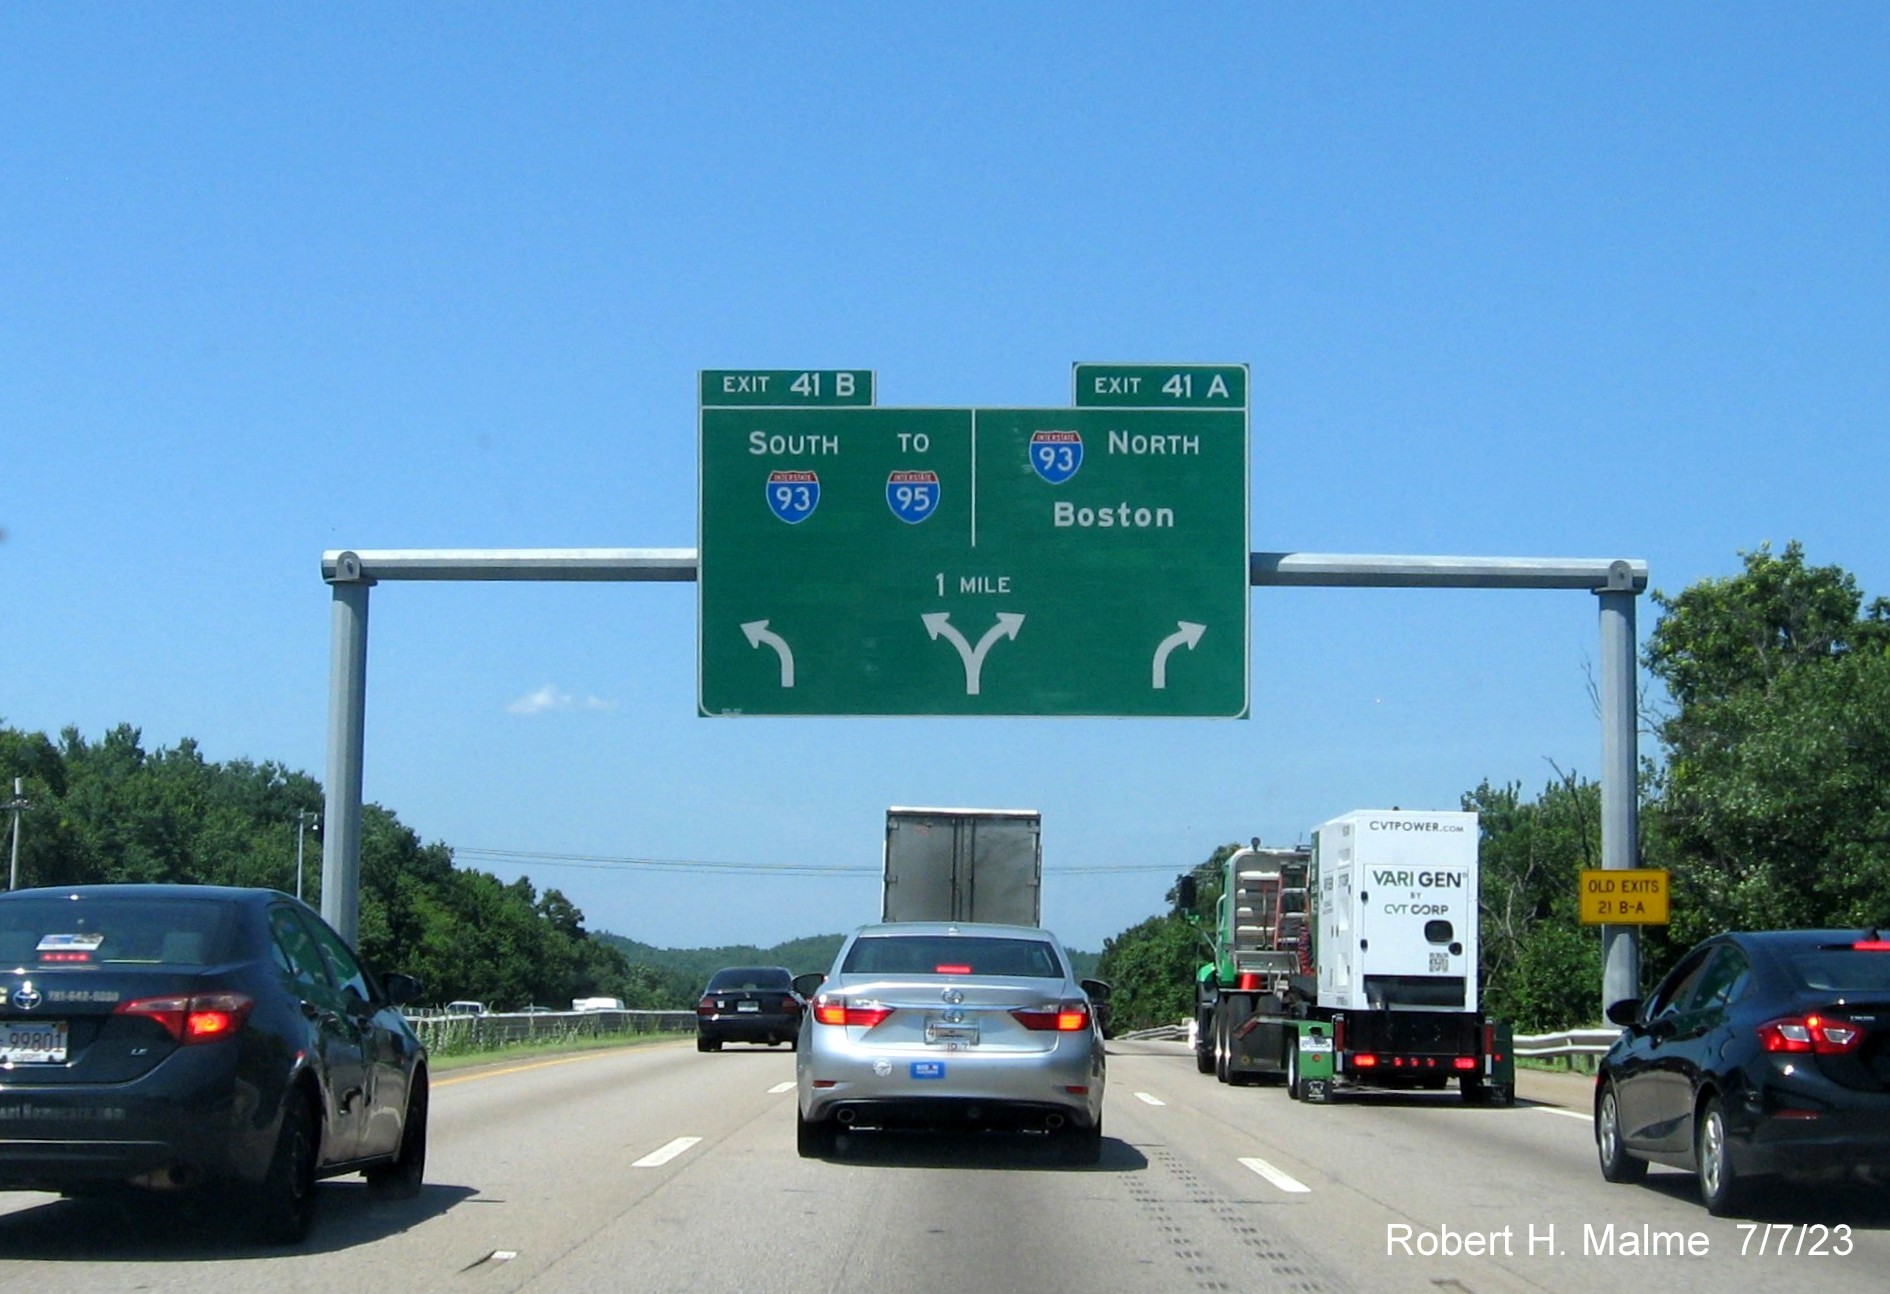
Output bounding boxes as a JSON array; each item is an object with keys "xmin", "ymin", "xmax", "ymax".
[
  {"xmin": 925, "ymin": 1021, "xmax": 979, "ymax": 1046},
  {"xmin": 1, "ymin": 1020, "xmax": 68, "ymax": 1064},
  {"xmin": 1299, "ymin": 1036, "xmax": 1333, "ymax": 1054},
  {"xmin": 737, "ymin": 1001, "xmax": 760, "ymax": 1012}
]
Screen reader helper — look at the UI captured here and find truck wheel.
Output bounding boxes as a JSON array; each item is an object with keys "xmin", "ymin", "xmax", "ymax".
[
  {"xmin": 1221, "ymin": 997, "xmax": 1255, "ymax": 1085},
  {"xmin": 1286, "ymin": 1044, "xmax": 1303, "ymax": 1101},
  {"xmin": 1194, "ymin": 1014, "xmax": 1215, "ymax": 1074},
  {"xmin": 1213, "ymin": 1008, "xmax": 1232, "ymax": 1083}
]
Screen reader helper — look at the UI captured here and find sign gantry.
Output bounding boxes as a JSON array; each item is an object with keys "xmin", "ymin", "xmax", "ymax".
[{"xmin": 697, "ymin": 364, "xmax": 1251, "ymax": 718}]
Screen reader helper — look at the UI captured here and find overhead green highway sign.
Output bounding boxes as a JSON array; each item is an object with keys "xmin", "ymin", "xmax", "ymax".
[{"xmin": 699, "ymin": 364, "xmax": 1249, "ymax": 717}]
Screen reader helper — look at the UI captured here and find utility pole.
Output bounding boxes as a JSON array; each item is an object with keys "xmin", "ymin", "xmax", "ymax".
[
  {"xmin": 6, "ymin": 778, "xmax": 28, "ymax": 891},
  {"xmin": 294, "ymin": 810, "xmax": 320, "ymax": 902}
]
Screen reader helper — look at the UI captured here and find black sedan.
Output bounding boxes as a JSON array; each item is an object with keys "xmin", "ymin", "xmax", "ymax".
[
  {"xmin": 695, "ymin": 966, "xmax": 804, "ymax": 1051},
  {"xmin": 1594, "ymin": 928, "xmax": 1890, "ymax": 1215},
  {"xmin": 0, "ymin": 884, "xmax": 429, "ymax": 1243}
]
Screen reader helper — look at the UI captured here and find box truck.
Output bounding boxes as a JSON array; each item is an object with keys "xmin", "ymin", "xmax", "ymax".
[{"xmin": 882, "ymin": 807, "xmax": 1042, "ymax": 926}]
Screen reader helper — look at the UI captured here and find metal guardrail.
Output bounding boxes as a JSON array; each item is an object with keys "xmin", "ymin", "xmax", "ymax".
[
  {"xmin": 1513, "ymin": 1027, "xmax": 1619, "ymax": 1059},
  {"xmin": 404, "ymin": 1008, "xmax": 695, "ymax": 1051}
]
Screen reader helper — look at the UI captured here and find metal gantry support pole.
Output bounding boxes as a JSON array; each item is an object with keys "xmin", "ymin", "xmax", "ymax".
[
  {"xmin": 6, "ymin": 777, "xmax": 28, "ymax": 891},
  {"xmin": 323, "ymin": 553, "xmax": 372, "ymax": 945},
  {"xmin": 1598, "ymin": 568, "xmax": 1643, "ymax": 1011}
]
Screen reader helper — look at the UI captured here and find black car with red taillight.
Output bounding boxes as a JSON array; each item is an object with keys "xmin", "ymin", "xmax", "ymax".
[
  {"xmin": 695, "ymin": 965, "xmax": 804, "ymax": 1052},
  {"xmin": 0, "ymin": 884, "xmax": 428, "ymax": 1244},
  {"xmin": 1594, "ymin": 928, "xmax": 1890, "ymax": 1215}
]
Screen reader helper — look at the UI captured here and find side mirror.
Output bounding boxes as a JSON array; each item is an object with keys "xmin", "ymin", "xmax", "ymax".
[
  {"xmin": 1081, "ymin": 978, "xmax": 1113, "ymax": 1037},
  {"xmin": 1605, "ymin": 998, "xmax": 1640, "ymax": 1028},
  {"xmin": 381, "ymin": 972, "xmax": 425, "ymax": 1007},
  {"xmin": 792, "ymin": 972, "xmax": 826, "ymax": 999}
]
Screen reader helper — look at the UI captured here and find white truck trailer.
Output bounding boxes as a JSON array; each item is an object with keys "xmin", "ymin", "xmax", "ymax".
[{"xmin": 882, "ymin": 807, "xmax": 1042, "ymax": 926}]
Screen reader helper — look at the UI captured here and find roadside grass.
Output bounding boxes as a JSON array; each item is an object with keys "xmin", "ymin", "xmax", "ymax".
[{"xmin": 426, "ymin": 1029, "xmax": 691, "ymax": 1073}]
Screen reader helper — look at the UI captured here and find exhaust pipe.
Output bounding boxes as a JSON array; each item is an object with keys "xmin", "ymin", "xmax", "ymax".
[
  {"xmin": 129, "ymin": 1164, "xmax": 200, "ymax": 1191},
  {"xmin": 1045, "ymin": 1114, "xmax": 1066, "ymax": 1132},
  {"xmin": 836, "ymin": 1108, "xmax": 857, "ymax": 1124}
]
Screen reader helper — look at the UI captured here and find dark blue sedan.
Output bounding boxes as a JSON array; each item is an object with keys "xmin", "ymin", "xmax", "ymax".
[
  {"xmin": 1594, "ymin": 928, "xmax": 1890, "ymax": 1215},
  {"xmin": 0, "ymin": 884, "xmax": 428, "ymax": 1243}
]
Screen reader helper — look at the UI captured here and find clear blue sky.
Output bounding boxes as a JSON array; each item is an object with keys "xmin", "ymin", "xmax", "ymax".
[{"xmin": 4, "ymin": 7, "xmax": 1886, "ymax": 952}]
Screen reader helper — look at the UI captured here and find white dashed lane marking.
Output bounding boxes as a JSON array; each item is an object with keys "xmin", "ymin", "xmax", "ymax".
[
  {"xmin": 769, "ymin": 1081, "xmax": 796, "ymax": 1094},
  {"xmin": 1240, "ymin": 1156, "xmax": 1311, "ymax": 1193},
  {"xmin": 633, "ymin": 1137, "xmax": 702, "ymax": 1168},
  {"xmin": 1134, "ymin": 1092, "xmax": 1166, "ymax": 1106}
]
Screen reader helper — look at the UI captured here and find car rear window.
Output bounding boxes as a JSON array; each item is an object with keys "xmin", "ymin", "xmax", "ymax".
[
  {"xmin": 1785, "ymin": 948, "xmax": 1890, "ymax": 993},
  {"xmin": 0, "ymin": 897, "xmax": 232, "ymax": 967},
  {"xmin": 707, "ymin": 967, "xmax": 792, "ymax": 992},
  {"xmin": 842, "ymin": 936, "xmax": 1063, "ymax": 979}
]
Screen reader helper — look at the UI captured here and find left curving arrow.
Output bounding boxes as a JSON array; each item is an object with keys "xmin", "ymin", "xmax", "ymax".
[{"xmin": 741, "ymin": 620, "xmax": 795, "ymax": 688}]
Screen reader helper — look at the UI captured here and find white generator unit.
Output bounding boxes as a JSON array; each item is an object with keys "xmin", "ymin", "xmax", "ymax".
[{"xmin": 1313, "ymin": 809, "xmax": 1479, "ymax": 1013}]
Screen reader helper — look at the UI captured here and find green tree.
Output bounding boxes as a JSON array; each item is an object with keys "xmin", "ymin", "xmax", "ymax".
[
  {"xmin": 1466, "ymin": 776, "xmax": 1607, "ymax": 1030},
  {"xmin": 1644, "ymin": 543, "xmax": 1890, "ymax": 943}
]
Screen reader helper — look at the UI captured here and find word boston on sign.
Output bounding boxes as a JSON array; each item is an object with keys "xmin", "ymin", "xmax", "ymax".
[{"xmin": 698, "ymin": 364, "xmax": 1250, "ymax": 717}]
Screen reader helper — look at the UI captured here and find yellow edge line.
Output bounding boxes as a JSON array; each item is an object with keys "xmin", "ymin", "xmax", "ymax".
[{"xmin": 434, "ymin": 1052, "xmax": 620, "ymax": 1087}]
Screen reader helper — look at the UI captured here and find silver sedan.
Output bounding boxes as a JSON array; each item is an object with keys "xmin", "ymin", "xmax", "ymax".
[{"xmin": 794, "ymin": 922, "xmax": 1106, "ymax": 1163}]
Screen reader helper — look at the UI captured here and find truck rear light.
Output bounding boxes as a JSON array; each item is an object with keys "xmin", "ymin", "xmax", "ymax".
[
  {"xmin": 1012, "ymin": 1003, "xmax": 1090, "ymax": 1032},
  {"xmin": 813, "ymin": 996, "xmax": 891, "ymax": 1028},
  {"xmin": 1236, "ymin": 972, "xmax": 1260, "ymax": 991},
  {"xmin": 1453, "ymin": 1056, "xmax": 1478, "ymax": 1071},
  {"xmin": 1759, "ymin": 1013, "xmax": 1865, "ymax": 1055},
  {"xmin": 116, "ymin": 992, "xmax": 254, "ymax": 1044},
  {"xmin": 1354, "ymin": 1053, "xmax": 1378, "ymax": 1068}
]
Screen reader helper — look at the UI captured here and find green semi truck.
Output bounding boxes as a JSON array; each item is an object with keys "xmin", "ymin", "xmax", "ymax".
[{"xmin": 1187, "ymin": 810, "xmax": 1513, "ymax": 1104}]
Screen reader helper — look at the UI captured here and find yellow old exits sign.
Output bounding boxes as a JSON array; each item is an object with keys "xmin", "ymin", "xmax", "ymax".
[{"xmin": 1579, "ymin": 868, "xmax": 1670, "ymax": 925}]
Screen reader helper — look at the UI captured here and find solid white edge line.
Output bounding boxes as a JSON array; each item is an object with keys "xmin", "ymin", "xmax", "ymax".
[
  {"xmin": 769, "ymin": 1081, "xmax": 796, "ymax": 1094},
  {"xmin": 1239, "ymin": 1156, "xmax": 1311, "ymax": 1193},
  {"xmin": 1134, "ymin": 1091, "xmax": 1166, "ymax": 1106},
  {"xmin": 633, "ymin": 1136, "xmax": 703, "ymax": 1168},
  {"xmin": 1536, "ymin": 1107, "xmax": 1592, "ymax": 1121}
]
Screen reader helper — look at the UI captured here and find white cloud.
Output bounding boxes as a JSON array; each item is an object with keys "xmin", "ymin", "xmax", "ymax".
[{"xmin": 507, "ymin": 684, "xmax": 616, "ymax": 716}]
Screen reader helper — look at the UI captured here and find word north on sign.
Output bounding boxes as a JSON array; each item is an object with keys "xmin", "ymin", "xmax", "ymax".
[{"xmin": 698, "ymin": 364, "xmax": 1250, "ymax": 717}]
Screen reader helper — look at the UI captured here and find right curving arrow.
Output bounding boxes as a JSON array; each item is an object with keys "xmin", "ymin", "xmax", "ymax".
[{"xmin": 1152, "ymin": 622, "xmax": 1207, "ymax": 689}]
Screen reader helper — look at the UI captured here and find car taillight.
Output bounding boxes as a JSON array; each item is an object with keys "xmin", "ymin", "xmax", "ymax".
[
  {"xmin": 1012, "ymin": 1002, "xmax": 1090, "ymax": 1032},
  {"xmin": 697, "ymin": 995, "xmax": 716, "ymax": 1013},
  {"xmin": 812, "ymin": 996, "xmax": 891, "ymax": 1027},
  {"xmin": 1854, "ymin": 940, "xmax": 1890, "ymax": 952},
  {"xmin": 1759, "ymin": 1013, "xmax": 1865, "ymax": 1055},
  {"xmin": 115, "ymin": 992, "xmax": 254, "ymax": 1044}
]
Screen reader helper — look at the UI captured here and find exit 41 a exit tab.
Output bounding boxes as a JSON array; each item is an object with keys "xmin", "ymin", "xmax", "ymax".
[{"xmin": 697, "ymin": 364, "xmax": 1250, "ymax": 718}]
